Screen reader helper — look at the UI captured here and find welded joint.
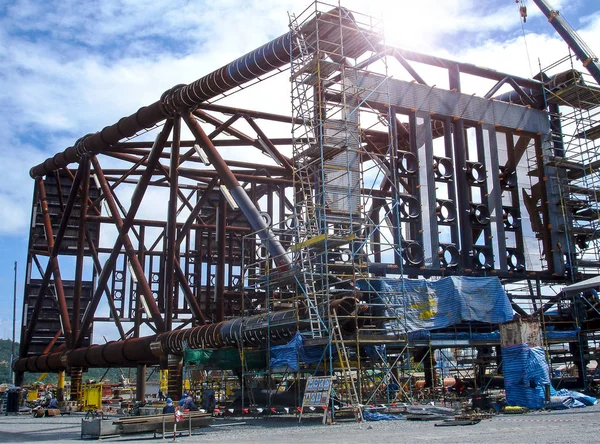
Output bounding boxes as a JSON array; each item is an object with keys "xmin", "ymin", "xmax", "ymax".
[
  {"xmin": 160, "ymin": 84, "xmax": 189, "ymax": 118},
  {"xmin": 73, "ymin": 133, "xmax": 95, "ymax": 161}
]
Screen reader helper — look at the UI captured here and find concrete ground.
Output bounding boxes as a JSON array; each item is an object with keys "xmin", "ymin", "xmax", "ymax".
[{"xmin": 0, "ymin": 406, "xmax": 599, "ymax": 443}]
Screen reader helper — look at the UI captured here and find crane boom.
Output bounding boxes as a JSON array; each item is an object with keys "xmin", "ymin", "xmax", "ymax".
[{"xmin": 532, "ymin": 0, "xmax": 600, "ymax": 84}]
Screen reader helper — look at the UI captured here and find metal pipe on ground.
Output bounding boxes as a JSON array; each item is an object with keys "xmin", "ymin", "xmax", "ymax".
[{"xmin": 13, "ymin": 298, "xmax": 360, "ymax": 373}]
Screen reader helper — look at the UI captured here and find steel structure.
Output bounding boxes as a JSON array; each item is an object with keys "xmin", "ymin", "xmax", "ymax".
[{"xmin": 13, "ymin": 2, "xmax": 600, "ymax": 404}]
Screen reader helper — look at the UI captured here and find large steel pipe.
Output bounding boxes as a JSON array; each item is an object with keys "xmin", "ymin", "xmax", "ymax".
[
  {"xmin": 29, "ymin": 8, "xmax": 356, "ymax": 178},
  {"xmin": 29, "ymin": 34, "xmax": 296, "ymax": 178},
  {"xmin": 13, "ymin": 298, "xmax": 359, "ymax": 373}
]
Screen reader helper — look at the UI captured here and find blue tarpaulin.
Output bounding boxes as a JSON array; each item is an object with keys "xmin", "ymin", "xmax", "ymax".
[
  {"xmin": 270, "ymin": 333, "xmax": 303, "ymax": 370},
  {"xmin": 553, "ymin": 389, "xmax": 597, "ymax": 406},
  {"xmin": 502, "ymin": 343, "xmax": 550, "ymax": 409},
  {"xmin": 358, "ymin": 276, "xmax": 512, "ymax": 333},
  {"xmin": 363, "ymin": 411, "xmax": 403, "ymax": 421},
  {"xmin": 269, "ymin": 332, "xmax": 327, "ymax": 370}
]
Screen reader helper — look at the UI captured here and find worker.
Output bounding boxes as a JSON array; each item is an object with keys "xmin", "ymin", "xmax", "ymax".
[
  {"xmin": 178, "ymin": 393, "xmax": 187, "ymax": 407},
  {"xmin": 182, "ymin": 395, "xmax": 197, "ymax": 411},
  {"xmin": 453, "ymin": 377, "xmax": 465, "ymax": 394},
  {"xmin": 163, "ymin": 398, "xmax": 175, "ymax": 414},
  {"xmin": 202, "ymin": 390, "xmax": 216, "ymax": 413},
  {"xmin": 387, "ymin": 382, "xmax": 400, "ymax": 399}
]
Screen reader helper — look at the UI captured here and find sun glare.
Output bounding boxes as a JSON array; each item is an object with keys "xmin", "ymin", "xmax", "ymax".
[{"xmin": 354, "ymin": 0, "xmax": 439, "ymax": 52}]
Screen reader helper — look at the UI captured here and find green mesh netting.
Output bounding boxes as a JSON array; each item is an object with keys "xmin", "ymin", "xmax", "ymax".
[{"xmin": 184, "ymin": 347, "xmax": 266, "ymax": 370}]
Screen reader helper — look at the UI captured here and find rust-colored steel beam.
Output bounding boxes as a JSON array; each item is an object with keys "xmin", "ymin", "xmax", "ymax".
[
  {"xmin": 179, "ymin": 113, "xmax": 242, "ymax": 165},
  {"xmin": 165, "ymin": 118, "xmax": 181, "ymax": 331},
  {"xmin": 216, "ymin": 194, "xmax": 227, "ymax": 322},
  {"xmin": 167, "ymin": 167, "xmax": 294, "ymax": 185},
  {"xmin": 176, "ymin": 177, "xmax": 219, "ymax": 250},
  {"xmin": 173, "ymin": 262, "xmax": 206, "ymax": 325},
  {"xmin": 90, "ymin": 155, "xmax": 147, "ymax": 209},
  {"xmin": 199, "ymin": 103, "xmax": 304, "ymax": 125},
  {"xmin": 87, "ymin": 218, "xmax": 252, "ymax": 233},
  {"xmin": 64, "ymin": 168, "xmax": 101, "ymax": 216},
  {"xmin": 111, "ymin": 139, "xmax": 299, "ymax": 150},
  {"xmin": 84, "ymin": 226, "xmax": 127, "ymax": 340},
  {"xmin": 243, "ymin": 116, "xmax": 293, "ymax": 173},
  {"xmin": 134, "ymin": 226, "xmax": 146, "ymax": 338},
  {"xmin": 42, "ymin": 329, "xmax": 63, "ymax": 355},
  {"xmin": 92, "ymin": 157, "xmax": 166, "ymax": 332},
  {"xmin": 75, "ymin": 122, "xmax": 173, "ymax": 347},
  {"xmin": 193, "ymin": 109, "xmax": 256, "ymax": 147},
  {"xmin": 104, "ymin": 149, "xmax": 292, "ymax": 191},
  {"xmin": 72, "ymin": 157, "xmax": 90, "ymax": 340}
]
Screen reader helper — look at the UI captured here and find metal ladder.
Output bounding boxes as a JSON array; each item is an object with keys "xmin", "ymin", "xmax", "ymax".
[
  {"xmin": 289, "ymin": 12, "xmax": 325, "ymax": 339},
  {"xmin": 294, "ymin": 246, "xmax": 324, "ymax": 338},
  {"xmin": 238, "ymin": 343, "xmax": 256, "ymax": 408},
  {"xmin": 331, "ymin": 309, "xmax": 363, "ymax": 422}
]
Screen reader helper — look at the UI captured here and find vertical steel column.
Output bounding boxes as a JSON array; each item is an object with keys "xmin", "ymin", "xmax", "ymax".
[
  {"xmin": 165, "ymin": 118, "xmax": 181, "ymax": 331},
  {"xmin": 443, "ymin": 119, "xmax": 460, "ymax": 251},
  {"xmin": 536, "ymin": 134, "xmax": 566, "ymax": 276},
  {"xmin": 449, "ymin": 64, "xmax": 473, "ymax": 270},
  {"xmin": 216, "ymin": 194, "xmax": 227, "ymax": 322},
  {"xmin": 389, "ymin": 107, "xmax": 402, "ymax": 268},
  {"xmin": 136, "ymin": 364, "xmax": 147, "ymax": 402},
  {"xmin": 57, "ymin": 370, "xmax": 65, "ymax": 402},
  {"xmin": 372, "ymin": 198, "xmax": 382, "ymax": 264},
  {"xmin": 484, "ymin": 125, "xmax": 508, "ymax": 272},
  {"xmin": 452, "ymin": 119, "xmax": 474, "ymax": 271},
  {"xmin": 408, "ymin": 113, "xmax": 425, "ymax": 252},
  {"xmin": 135, "ymin": 226, "xmax": 145, "ymax": 338},
  {"xmin": 73, "ymin": 157, "xmax": 91, "ymax": 340},
  {"xmin": 475, "ymin": 125, "xmax": 494, "ymax": 265},
  {"xmin": 416, "ymin": 112, "xmax": 440, "ymax": 269},
  {"xmin": 548, "ymin": 103, "xmax": 565, "ymax": 157},
  {"xmin": 206, "ymin": 231, "xmax": 213, "ymax": 318}
]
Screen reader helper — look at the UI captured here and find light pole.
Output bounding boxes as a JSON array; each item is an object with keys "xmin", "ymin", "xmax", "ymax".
[{"xmin": 9, "ymin": 261, "xmax": 17, "ymax": 385}]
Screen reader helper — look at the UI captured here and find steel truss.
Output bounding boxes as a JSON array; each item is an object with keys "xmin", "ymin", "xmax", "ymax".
[{"xmin": 13, "ymin": 1, "xmax": 600, "ymax": 406}]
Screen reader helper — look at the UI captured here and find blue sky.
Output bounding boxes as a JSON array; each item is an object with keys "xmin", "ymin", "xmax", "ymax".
[{"xmin": 0, "ymin": 0, "xmax": 599, "ymax": 340}]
